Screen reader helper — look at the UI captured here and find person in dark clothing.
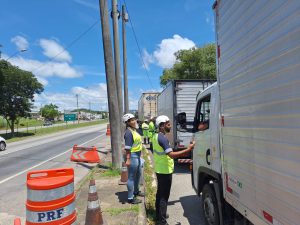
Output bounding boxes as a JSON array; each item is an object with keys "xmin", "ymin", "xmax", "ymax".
[{"xmin": 153, "ymin": 115, "xmax": 195, "ymax": 225}]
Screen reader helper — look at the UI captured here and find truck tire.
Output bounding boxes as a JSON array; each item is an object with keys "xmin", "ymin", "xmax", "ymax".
[{"xmin": 202, "ymin": 184, "xmax": 220, "ymax": 225}]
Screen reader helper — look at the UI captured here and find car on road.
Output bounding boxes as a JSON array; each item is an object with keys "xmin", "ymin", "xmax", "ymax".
[
  {"xmin": 0, "ymin": 136, "xmax": 6, "ymax": 151},
  {"xmin": 43, "ymin": 121, "xmax": 53, "ymax": 126}
]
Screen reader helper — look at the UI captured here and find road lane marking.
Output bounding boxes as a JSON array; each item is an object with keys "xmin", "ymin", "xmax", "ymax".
[
  {"xmin": 0, "ymin": 129, "xmax": 105, "ymax": 157},
  {"xmin": 0, "ymin": 133, "xmax": 105, "ymax": 185}
]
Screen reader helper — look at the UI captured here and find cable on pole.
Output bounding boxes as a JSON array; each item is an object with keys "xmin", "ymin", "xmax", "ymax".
[{"xmin": 123, "ymin": 0, "xmax": 155, "ymax": 89}]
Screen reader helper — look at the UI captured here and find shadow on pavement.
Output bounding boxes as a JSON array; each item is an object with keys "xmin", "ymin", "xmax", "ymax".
[
  {"xmin": 115, "ymin": 191, "xmax": 127, "ymax": 204},
  {"xmin": 0, "ymin": 132, "xmax": 35, "ymax": 139},
  {"xmin": 168, "ymin": 195, "xmax": 203, "ymax": 225},
  {"xmin": 76, "ymin": 162, "xmax": 96, "ymax": 170},
  {"xmin": 173, "ymin": 163, "xmax": 191, "ymax": 174},
  {"xmin": 181, "ymin": 195, "xmax": 204, "ymax": 225},
  {"xmin": 97, "ymin": 149, "xmax": 109, "ymax": 154}
]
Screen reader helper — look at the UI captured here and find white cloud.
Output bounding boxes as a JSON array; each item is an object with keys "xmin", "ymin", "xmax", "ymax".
[
  {"xmin": 8, "ymin": 57, "xmax": 82, "ymax": 80},
  {"xmin": 11, "ymin": 36, "xmax": 29, "ymax": 51},
  {"xmin": 36, "ymin": 77, "xmax": 49, "ymax": 86},
  {"xmin": 144, "ymin": 35, "xmax": 195, "ymax": 69},
  {"xmin": 39, "ymin": 39, "xmax": 72, "ymax": 63},
  {"xmin": 73, "ymin": 0, "xmax": 98, "ymax": 10},
  {"xmin": 142, "ymin": 49, "xmax": 154, "ymax": 70},
  {"xmin": 129, "ymin": 98, "xmax": 139, "ymax": 110},
  {"xmin": 34, "ymin": 83, "xmax": 108, "ymax": 111}
]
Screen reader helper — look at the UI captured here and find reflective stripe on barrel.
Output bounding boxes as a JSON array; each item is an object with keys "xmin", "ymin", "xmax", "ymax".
[
  {"xmin": 26, "ymin": 202, "xmax": 75, "ymax": 223},
  {"xmin": 27, "ymin": 183, "xmax": 74, "ymax": 202},
  {"xmin": 26, "ymin": 168, "xmax": 76, "ymax": 225}
]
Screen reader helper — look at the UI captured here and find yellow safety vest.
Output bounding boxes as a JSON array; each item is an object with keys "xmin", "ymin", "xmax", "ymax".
[
  {"xmin": 128, "ymin": 128, "xmax": 142, "ymax": 153},
  {"xmin": 142, "ymin": 123, "xmax": 149, "ymax": 130},
  {"xmin": 153, "ymin": 133, "xmax": 174, "ymax": 174}
]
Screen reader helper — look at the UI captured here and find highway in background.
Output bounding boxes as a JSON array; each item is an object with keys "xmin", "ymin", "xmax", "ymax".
[{"xmin": 0, "ymin": 124, "xmax": 107, "ymax": 224}]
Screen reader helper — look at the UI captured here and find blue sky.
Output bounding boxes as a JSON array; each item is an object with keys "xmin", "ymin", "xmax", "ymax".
[{"xmin": 0, "ymin": 0, "xmax": 215, "ymax": 111}]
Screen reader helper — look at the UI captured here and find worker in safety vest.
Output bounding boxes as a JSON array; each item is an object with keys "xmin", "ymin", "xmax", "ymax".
[
  {"xmin": 141, "ymin": 120, "xmax": 149, "ymax": 144},
  {"xmin": 153, "ymin": 115, "xmax": 195, "ymax": 225},
  {"xmin": 148, "ymin": 117, "xmax": 156, "ymax": 151},
  {"xmin": 123, "ymin": 113, "xmax": 145, "ymax": 204}
]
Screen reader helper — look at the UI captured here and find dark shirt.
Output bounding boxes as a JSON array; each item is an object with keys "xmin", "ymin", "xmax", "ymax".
[
  {"xmin": 157, "ymin": 133, "xmax": 172, "ymax": 154},
  {"xmin": 124, "ymin": 129, "xmax": 134, "ymax": 151}
]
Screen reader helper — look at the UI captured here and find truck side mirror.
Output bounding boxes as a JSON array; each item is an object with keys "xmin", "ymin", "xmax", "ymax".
[{"xmin": 176, "ymin": 112, "xmax": 186, "ymax": 125}]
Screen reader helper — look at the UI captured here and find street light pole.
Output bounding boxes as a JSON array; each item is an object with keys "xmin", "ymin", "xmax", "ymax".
[
  {"xmin": 112, "ymin": 0, "xmax": 123, "ymax": 116},
  {"xmin": 76, "ymin": 94, "xmax": 79, "ymax": 124},
  {"xmin": 89, "ymin": 102, "xmax": 91, "ymax": 120},
  {"xmin": 99, "ymin": 0, "xmax": 122, "ymax": 169},
  {"xmin": 122, "ymin": 5, "xmax": 129, "ymax": 114}
]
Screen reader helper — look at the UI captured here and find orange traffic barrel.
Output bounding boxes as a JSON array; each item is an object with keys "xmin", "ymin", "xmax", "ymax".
[
  {"xmin": 26, "ymin": 168, "xmax": 76, "ymax": 225},
  {"xmin": 106, "ymin": 124, "xmax": 110, "ymax": 136},
  {"xmin": 14, "ymin": 218, "xmax": 21, "ymax": 225}
]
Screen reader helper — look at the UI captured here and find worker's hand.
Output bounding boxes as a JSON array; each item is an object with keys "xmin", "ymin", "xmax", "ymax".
[
  {"xmin": 125, "ymin": 158, "xmax": 131, "ymax": 167},
  {"xmin": 189, "ymin": 141, "xmax": 195, "ymax": 151}
]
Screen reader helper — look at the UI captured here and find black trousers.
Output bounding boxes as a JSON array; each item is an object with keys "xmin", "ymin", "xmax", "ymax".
[{"xmin": 155, "ymin": 173, "xmax": 172, "ymax": 225}]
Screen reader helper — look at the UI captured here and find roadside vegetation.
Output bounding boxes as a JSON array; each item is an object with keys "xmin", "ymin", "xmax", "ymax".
[
  {"xmin": 1, "ymin": 119, "xmax": 108, "ymax": 143},
  {"xmin": 142, "ymin": 147, "xmax": 156, "ymax": 225},
  {"xmin": 0, "ymin": 117, "xmax": 65, "ymax": 130},
  {"xmin": 94, "ymin": 162, "xmax": 121, "ymax": 178},
  {"xmin": 104, "ymin": 205, "xmax": 139, "ymax": 216}
]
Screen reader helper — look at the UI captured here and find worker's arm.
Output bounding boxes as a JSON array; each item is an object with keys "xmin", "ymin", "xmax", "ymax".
[
  {"xmin": 167, "ymin": 142, "xmax": 195, "ymax": 159},
  {"xmin": 125, "ymin": 151, "xmax": 131, "ymax": 166},
  {"xmin": 124, "ymin": 129, "xmax": 133, "ymax": 166}
]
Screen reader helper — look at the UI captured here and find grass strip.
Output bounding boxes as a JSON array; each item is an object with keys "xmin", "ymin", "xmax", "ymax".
[
  {"xmin": 92, "ymin": 162, "xmax": 121, "ymax": 178},
  {"xmin": 104, "ymin": 205, "xmax": 139, "ymax": 216},
  {"xmin": 142, "ymin": 147, "xmax": 156, "ymax": 225},
  {"xmin": 3, "ymin": 119, "xmax": 108, "ymax": 143}
]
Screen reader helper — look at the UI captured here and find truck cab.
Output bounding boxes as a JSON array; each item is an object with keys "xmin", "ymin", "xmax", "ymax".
[{"xmin": 192, "ymin": 82, "xmax": 222, "ymax": 194}]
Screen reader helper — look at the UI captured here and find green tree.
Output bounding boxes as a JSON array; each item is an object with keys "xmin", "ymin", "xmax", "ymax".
[
  {"xmin": 0, "ymin": 60, "xmax": 44, "ymax": 136},
  {"xmin": 160, "ymin": 44, "xmax": 216, "ymax": 86},
  {"xmin": 41, "ymin": 104, "xmax": 60, "ymax": 121}
]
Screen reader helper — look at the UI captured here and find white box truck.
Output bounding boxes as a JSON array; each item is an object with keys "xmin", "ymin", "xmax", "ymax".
[
  {"xmin": 157, "ymin": 80, "xmax": 215, "ymax": 153},
  {"xmin": 178, "ymin": 1, "xmax": 300, "ymax": 224}
]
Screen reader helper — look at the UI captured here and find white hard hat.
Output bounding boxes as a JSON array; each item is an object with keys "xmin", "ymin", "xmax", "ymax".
[
  {"xmin": 122, "ymin": 113, "xmax": 135, "ymax": 123},
  {"xmin": 156, "ymin": 115, "xmax": 170, "ymax": 127}
]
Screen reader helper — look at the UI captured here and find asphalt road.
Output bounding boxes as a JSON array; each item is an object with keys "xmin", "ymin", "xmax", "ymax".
[
  {"xmin": 167, "ymin": 163, "xmax": 206, "ymax": 225},
  {"xmin": 0, "ymin": 124, "xmax": 107, "ymax": 224}
]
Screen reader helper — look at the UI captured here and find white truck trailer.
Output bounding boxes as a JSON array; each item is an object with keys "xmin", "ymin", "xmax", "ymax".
[
  {"xmin": 157, "ymin": 79, "xmax": 215, "ymax": 152},
  {"xmin": 178, "ymin": 1, "xmax": 300, "ymax": 224}
]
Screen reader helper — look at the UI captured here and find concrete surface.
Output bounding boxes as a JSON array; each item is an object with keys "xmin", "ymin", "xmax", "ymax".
[
  {"xmin": 0, "ymin": 124, "xmax": 107, "ymax": 225},
  {"xmin": 75, "ymin": 150, "xmax": 147, "ymax": 225}
]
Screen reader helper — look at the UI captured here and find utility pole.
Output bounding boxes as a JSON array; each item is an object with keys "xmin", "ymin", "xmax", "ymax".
[
  {"xmin": 122, "ymin": 5, "xmax": 129, "ymax": 113},
  {"xmin": 111, "ymin": 0, "xmax": 123, "ymax": 116},
  {"xmin": 99, "ymin": 0, "xmax": 122, "ymax": 169},
  {"xmin": 89, "ymin": 102, "xmax": 91, "ymax": 120},
  {"xmin": 76, "ymin": 94, "xmax": 79, "ymax": 124}
]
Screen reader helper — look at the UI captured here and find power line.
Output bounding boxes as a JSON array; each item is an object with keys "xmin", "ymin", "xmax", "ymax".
[
  {"xmin": 123, "ymin": 0, "xmax": 154, "ymax": 89},
  {"xmin": 32, "ymin": 20, "xmax": 100, "ymax": 74}
]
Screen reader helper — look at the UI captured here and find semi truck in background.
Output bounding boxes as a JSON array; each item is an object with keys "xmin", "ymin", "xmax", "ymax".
[
  {"xmin": 138, "ymin": 92, "xmax": 160, "ymax": 121},
  {"xmin": 178, "ymin": 1, "xmax": 300, "ymax": 224},
  {"xmin": 157, "ymin": 80, "xmax": 215, "ymax": 155}
]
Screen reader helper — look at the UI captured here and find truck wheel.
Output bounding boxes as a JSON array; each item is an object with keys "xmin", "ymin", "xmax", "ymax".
[{"xmin": 202, "ymin": 184, "xmax": 220, "ymax": 225}]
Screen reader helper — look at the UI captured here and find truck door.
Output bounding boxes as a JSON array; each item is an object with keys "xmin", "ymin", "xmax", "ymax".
[{"xmin": 193, "ymin": 94, "xmax": 212, "ymax": 188}]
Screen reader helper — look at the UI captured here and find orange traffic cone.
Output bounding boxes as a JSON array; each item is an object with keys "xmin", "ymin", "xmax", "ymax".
[
  {"xmin": 105, "ymin": 124, "xmax": 111, "ymax": 150},
  {"xmin": 85, "ymin": 179, "xmax": 104, "ymax": 225},
  {"xmin": 14, "ymin": 218, "xmax": 21, "ymax": 225},
  {"xmin": 118, "ymin": 162, "xmax": 128, "ymax": 185},
  {"xmin": 105, "ymin": 124, "xmax": 110, "ymax": 136}
]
